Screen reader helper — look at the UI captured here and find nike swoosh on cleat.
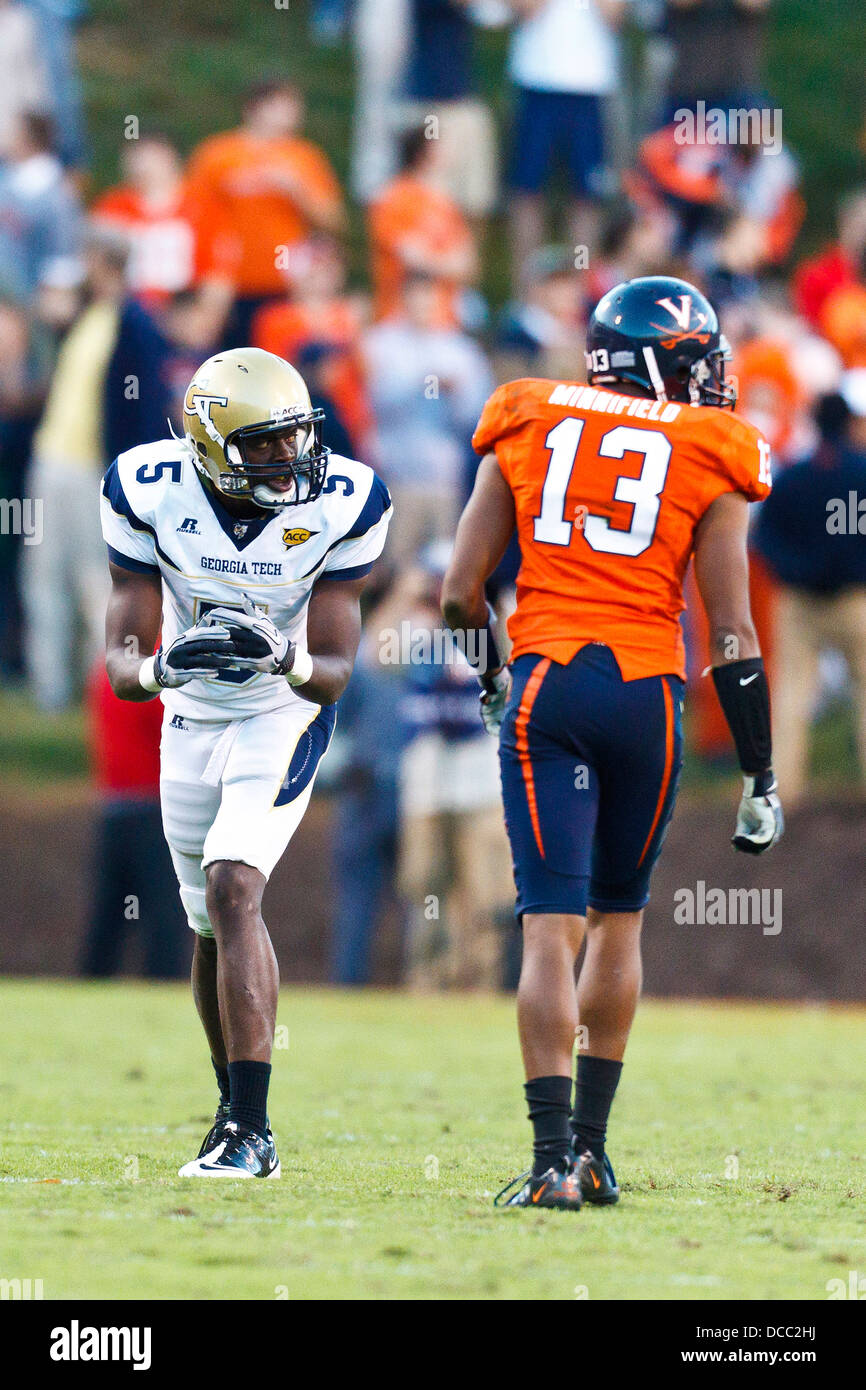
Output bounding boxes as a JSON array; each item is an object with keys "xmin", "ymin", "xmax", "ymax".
[
  {"xmin": 589, "ymin": 1170, "xmax": 601, "ymax": 1189},
  {"xmin": 531, "ymin": 1184, "xmax": 547, "ymax": 1204},
  {"xmin": 196, "ymin": 1165, "xmax": 251, "ymax": 1174}
]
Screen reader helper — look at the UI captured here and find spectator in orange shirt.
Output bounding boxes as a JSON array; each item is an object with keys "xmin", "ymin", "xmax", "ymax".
[
  {"xmin": 186, "ymin": 79, "xmax": 347, "ymax": 345},
  {"xmin": 92, "ymin": 132, "xmax": 233, "ymax": 343},
  {"xmin": 367, "ymin": 125, "xmax": 478, "ymax": 329},
  {"xmin": 252, "ymin": 236, "xmax": 374, "ymax": 457}
]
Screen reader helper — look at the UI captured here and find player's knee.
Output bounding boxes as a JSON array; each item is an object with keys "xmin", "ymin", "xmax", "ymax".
[
  {"xmin": 586, "ymin": 906, "xmax": 644, "ymax": 936},
  {"xmin": 179, "ymin": 884, "xmax": 214, "ymax": 939},
  {"xmin": 522, "ymin": 911, "xmax": 585, "ymax": 957},
  {"xmin": 205, "ymin": 860, "xmax": 265, "ymax": 928}
]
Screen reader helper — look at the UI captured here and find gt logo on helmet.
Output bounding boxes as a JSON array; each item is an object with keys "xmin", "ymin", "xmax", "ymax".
[{"xmin": 187, "ymin": 392, "xmax": 229, "ymax": 447}]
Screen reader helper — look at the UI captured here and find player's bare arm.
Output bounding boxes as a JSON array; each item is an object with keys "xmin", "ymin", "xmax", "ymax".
[
  {"xmin": 442, "ymin": 452, "xmax": 515, "ymax": 630},
  {"xmin": 442, "ymin": 452, "xmax": 516, "ymax": 733},
  {"xmin": 693, "ymin": 491, "xmax": 760, "ymax": 665},
  {"xmin": 694, "ymin": 490, "xmax": 783, "ymax": 854},
  {"xmin": 302, "ymin": 574, "xmax": 369, "ymax": 705},
  {"xmin": 104, "ymin": 563, "xmax": 163, "ymax": 702}
]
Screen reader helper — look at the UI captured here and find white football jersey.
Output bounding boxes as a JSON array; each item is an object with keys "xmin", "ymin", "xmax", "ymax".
[{"xmin": 101, "ymin": 438, "xmax": 392, "ymax": 719}]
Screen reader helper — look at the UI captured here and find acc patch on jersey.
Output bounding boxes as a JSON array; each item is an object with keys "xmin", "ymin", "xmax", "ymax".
[{"xmin": 282, "ymin": 527, "xmax": 318, "ymax": 548}]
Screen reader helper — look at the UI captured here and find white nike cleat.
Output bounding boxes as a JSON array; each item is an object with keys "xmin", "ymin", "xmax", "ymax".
[{"xmin": 178, "ymin": 1121, "xmax": 281, "ymax": 1178}]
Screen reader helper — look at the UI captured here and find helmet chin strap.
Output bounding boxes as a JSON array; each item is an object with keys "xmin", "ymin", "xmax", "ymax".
[{"xmin": 642, "ymin": 346, "xmax": 668, "ymax": 403}]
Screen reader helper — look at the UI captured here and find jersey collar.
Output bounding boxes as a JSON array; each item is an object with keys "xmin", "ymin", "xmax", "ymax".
[{"xmin": 196, "ymin": 473, "xmax": 280, "ymax": 551}]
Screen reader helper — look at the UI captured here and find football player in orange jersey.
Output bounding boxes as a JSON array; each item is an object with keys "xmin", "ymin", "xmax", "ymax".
[{"xmin": 442, "ymin": 277, "xmax": 783, "ymax": 1211}]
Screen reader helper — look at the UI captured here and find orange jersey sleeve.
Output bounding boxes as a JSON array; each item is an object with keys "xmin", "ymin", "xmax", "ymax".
[{"xmin": 475, "ymin": 380, "xmax": 772, "ymax": 681}]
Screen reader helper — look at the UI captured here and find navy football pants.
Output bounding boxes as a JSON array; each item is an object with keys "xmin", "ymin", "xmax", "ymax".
[{"xmin": 499, "ymin": 643, "xmax": 684, "ymax": 919}]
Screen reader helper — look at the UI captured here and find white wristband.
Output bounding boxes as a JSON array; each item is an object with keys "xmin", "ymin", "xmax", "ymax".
[
  {"xmin": 138, "ymin": 655, "xmax": 162, "ymax": 693},
  {"xmin": 285, "ymin": 647, "xmax": 314, "ymax": 687}
]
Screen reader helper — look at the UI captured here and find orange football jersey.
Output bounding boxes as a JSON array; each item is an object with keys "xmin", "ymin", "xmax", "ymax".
[{"xmin": 473, "ymin": 378, "xmax": 772, "ymax": 681}]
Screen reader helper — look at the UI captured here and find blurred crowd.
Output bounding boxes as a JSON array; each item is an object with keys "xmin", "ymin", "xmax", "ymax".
[{"xmin": 2, "ymin": 0, "xmax": 866, "ymax": 984}]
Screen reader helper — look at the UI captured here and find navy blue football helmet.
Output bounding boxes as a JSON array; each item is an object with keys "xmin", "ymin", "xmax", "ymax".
[{"xmin": 585, "ymin": 275, "xmax": 737, "ymax": 410}]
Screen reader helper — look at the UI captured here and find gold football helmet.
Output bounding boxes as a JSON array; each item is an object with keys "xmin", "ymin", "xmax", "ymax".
[{"xmin": 182, "ymin": 347, "xmax": 329, "ymax": 510}]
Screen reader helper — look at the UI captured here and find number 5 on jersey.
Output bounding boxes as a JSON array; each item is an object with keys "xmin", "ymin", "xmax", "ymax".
[{"xmin": 533, "ymin": 419, "xmax": 672, "ymax": 558}]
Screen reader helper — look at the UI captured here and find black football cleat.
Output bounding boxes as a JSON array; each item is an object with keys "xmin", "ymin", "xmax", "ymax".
[
  {"xmin": 494, "ymin": 1162, "xmax": 583, "ymax": 1210},
  {"xmin": 178, "ymin": 1120, "xmax": 280, "ymax": 1178},
  {"xmin": 573, "ymin": 1148, "xmax": 620, "ymax": 1205},
  {"xmin": 196, "ymin": 1101, "xmax": 231, "ymax": 1159}
]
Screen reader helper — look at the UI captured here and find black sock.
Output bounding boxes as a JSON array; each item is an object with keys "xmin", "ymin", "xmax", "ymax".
[
  {"xmin": 571, "ymin": 1055, "xmax": 623, "ymax": 1161},
  {"xmin": 525, "ymin": 1075, "xmax": 573, "ymax": 1177},
  {"xmin": 228, "ymin": 1061, "xmax": 271, "ymax": 1138},
  {"xmin": 212, "ymin": 1058, "xmax": 230, "ymax": 1109}
]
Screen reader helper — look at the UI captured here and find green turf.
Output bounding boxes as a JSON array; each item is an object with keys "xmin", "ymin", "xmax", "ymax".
[{"xmin": 1, "ymin": 981, "xmax": 864, "ymax": 1300}]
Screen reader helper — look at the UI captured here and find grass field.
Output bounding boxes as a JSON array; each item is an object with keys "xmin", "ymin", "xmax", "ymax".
[{"xmin": 1, "ymin": 981, "xmax": 865, "ymax": 1301}]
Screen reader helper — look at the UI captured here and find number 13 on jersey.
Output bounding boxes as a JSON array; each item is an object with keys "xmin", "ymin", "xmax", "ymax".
[{"xmin": 533, "ymin": 419, "xmax": 673, "ymax": 557}]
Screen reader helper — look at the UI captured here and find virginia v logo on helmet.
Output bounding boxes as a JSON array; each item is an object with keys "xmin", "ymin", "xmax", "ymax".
[
  {"xmin": 182, "ymin": 347, "xmax": 329, "ymax": 510},
  {"xmin": 585, "ymin": 275, "xmax": 737, "ymax": 410}
]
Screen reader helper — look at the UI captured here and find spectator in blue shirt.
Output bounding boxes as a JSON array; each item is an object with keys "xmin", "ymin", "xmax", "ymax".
[{"xmin": 753, "ymin": 376, "xmax": 866, "ymax": 806}]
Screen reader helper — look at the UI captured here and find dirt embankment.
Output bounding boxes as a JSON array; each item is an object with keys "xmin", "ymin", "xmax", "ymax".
[{"xmin": 1, "ymin": 785, "xmax": 864, "ymax": 999}]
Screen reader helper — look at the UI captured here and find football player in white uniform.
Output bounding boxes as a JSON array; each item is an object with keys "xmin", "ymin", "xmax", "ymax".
[{"xmin": 101, "ymin": 347, "xmax": 392, "ymax": 1178}]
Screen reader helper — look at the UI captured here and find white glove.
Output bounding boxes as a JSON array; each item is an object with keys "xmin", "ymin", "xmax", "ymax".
[
  {"xmin": 732, "ymin": 773, "xmax": 784, "ymax": 855},
  {"xmin": 150, "ymin": 620, "xmax": 236, "ymax": 688},
  {"xmin": 200, "ymin": 594, "xmax": 296, "ymax": 676},
  {"xmin": 479, "ymin": 667, "xmax": 512, "ymax": 736}
]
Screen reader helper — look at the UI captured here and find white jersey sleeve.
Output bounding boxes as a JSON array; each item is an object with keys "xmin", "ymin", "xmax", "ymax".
[
  {"xmin": 100, "ymin": 454, "xmax": 161, "ymax": 574},
  {"xmin": 319, "ymin": 471, "xmax": 393, "ymax": 581}
]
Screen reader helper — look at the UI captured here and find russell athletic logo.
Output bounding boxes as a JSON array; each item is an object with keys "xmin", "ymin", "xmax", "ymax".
[{"xmin": 50, "ymin": 1321, "xmax": 152, "ymax": 1370}]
